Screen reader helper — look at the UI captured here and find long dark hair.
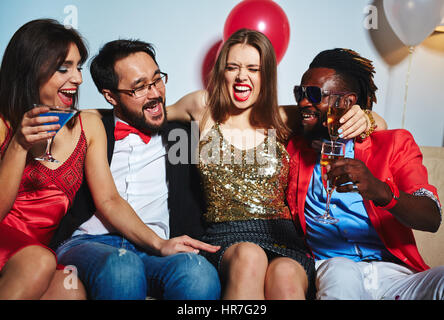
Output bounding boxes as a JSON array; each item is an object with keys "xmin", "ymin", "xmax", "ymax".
[
  {"xmin": 206, "ymin": 28, "xmax": 290, "ymax": 143},
  {"xmin": 0, "ymin": 19, "xmax": 88, "ymax": 131}
]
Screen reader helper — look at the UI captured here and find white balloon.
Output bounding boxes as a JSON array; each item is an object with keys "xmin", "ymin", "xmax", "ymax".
[{"xmin": 383, "ymin": 0, "xmax": 444, "ymax": 46}]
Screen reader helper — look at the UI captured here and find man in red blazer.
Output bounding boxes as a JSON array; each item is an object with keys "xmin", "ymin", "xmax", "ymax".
[{"xmin": 286, "ymin": 48, "xmax": 443, "ymax": 299}]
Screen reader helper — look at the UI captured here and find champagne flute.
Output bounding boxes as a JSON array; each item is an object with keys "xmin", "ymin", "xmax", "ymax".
[
  {"xmin": 316, "ymin": 141, "xmax": 345, "ymax": 224},
  {"xmin": 33, "ymin": 104, "xmax": 78, "ymax": 163},
  {"xmin": 327, "ymin": 94, "xmax": 353, "ymax": 141}
]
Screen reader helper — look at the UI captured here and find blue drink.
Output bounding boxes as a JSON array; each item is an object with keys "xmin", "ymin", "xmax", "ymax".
[
  {"xmin": 33, "ymin": 104, "xmax": 78, "ymax": 163},
  {"xmin": 40, "ymin": 111, "xmax": 77, "ymax": 133}
]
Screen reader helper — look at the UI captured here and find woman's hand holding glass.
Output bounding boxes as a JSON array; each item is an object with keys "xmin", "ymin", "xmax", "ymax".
[
  {"xmin": 32, "ymin": 104, "xmax": 78, "ymax": 162},
  {"xmin": 14, "ymin": 105, "xmax": 60, "ymax": 152}
]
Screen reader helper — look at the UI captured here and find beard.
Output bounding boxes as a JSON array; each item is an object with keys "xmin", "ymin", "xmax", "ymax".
[
  {"xmin": 117, "ymin": 97, "xmax": 167, "ymax": 134},
  {"xmin": 301, "ymin": 109, "xmax": 330, "ymax": 142}
]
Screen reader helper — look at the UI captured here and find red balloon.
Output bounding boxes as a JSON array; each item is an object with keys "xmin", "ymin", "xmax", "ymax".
[
  {"xmin": 223, "ymin": 0, "xmax": 290, "ymax": 64},
  {"xmin": 201, "ymin": 39, "xmax": 223, "ymax": 88}
]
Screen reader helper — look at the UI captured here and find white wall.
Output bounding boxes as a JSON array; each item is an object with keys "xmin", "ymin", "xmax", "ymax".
[{"xmin": 1, "ymin": 0, "xmax": 443, "ymax": 146}]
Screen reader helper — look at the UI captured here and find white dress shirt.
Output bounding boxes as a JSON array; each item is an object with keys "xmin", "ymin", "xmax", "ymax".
[{"xmin": 74, "ymin": 116, "xmax": 170, "ymax": 239}]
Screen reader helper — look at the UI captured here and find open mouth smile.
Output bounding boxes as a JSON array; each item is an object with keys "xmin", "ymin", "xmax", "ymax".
[
  {"xmin": 58, "ymin": 88, "xmax": 77, "ymax": 106},
  {"xmin": 301, "ymin": 108, "xmax": 321, "ymax": 124},
  {"xmin": 143, "ymin": 99, "xmax": 163, "ymax": 117},
  {"xmin": 233, "ymin": 84, "xmax": 252, "ymax": 102}
]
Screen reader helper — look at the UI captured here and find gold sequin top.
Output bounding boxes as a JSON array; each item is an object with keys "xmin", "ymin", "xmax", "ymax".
[{"xmin": 198, "ymin": 123, "xmax": 292, "ymax": 223}]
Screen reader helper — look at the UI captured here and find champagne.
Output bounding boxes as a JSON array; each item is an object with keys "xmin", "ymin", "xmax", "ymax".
[
  {"xmin": 317, "ymin": 141, "xmax": 345, "ymax": 224},
  {"xmin": 327, "ymin": 107, "xmax": 347, "ymax": 140},
  {"xmin": 320, "ymin": 153, "xmax": 344, "ymax": 191}
]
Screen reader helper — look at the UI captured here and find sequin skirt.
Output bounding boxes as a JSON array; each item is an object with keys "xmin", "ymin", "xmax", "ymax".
[{"xmin": 200, "ymin": 219, "xmax": 316, "ymax": 299}]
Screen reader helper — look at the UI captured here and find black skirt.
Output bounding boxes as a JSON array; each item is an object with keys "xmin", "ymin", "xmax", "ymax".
[{"xmin": 200, "ymin": 219, "xmax": 316, "ymax": 299}]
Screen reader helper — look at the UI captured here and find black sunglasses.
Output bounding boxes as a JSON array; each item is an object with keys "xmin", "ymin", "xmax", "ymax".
[
  {"xmin": 293, "ymin": 85, "xmax": 332, "ymax": 104},
  {"xmin": 293, "ymin": 85, "xmax": 351, "ymax": 105}
]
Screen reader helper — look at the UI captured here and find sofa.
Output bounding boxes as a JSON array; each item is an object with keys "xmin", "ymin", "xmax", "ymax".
[{"xmin": 413, "ymin": 146, "xmax": 444, "ymax": 268}]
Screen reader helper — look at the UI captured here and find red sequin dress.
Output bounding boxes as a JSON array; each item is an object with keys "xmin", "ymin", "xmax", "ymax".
[{"xmin": 0, "ymin": 115, "xmax": 87, "ymax": 270}]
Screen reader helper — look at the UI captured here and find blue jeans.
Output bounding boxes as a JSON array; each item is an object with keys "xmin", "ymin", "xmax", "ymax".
[{"xmin": 56, "ymin": 234, "xmax": 221, "ymax": 300}]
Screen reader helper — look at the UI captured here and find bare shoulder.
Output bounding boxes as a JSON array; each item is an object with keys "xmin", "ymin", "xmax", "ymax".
[
  {"xmin": 196, "ymin": 89, "xmax": 209, "ymax": 107},
  {"xmin": 196, "ymin": 89, "xmax": 209, "ymax": 108},
  {"xmin": 80, "ymin": 110, "xmax": 103, "ymax": 125},
  {"xmin": 191, "ymin": 89, "xmax": 209, "ymax": 121},
  {"xmin": 0, "ymin": 116, "xmax": 10, "ymax": 146},
  {"xmin": 200, "ymin": 112, "xmax": 216, "ymax": 137},
  {"xmin": 81, "ymin": 108, "xmax": 114, "ymax": 119},
  {"xmin": 81, "ymin": 108, "xmax": 110, "ymax": 118},
  {"xmin": 79, "ymin": 111, "xmax": 106, "ymax": 146}
]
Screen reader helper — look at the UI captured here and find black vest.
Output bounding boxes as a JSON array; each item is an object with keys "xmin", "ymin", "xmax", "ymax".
[{"xmin": 49, "ymin": 111, "xmax": 206, "ymax": 250}]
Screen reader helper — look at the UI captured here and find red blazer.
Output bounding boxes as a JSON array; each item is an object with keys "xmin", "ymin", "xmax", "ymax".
[{"xmin": 286, "ymin": 129, "xmax": 441, "ymax": 272}]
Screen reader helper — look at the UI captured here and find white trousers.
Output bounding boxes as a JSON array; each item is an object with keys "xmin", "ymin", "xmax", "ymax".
[{"xmin": 315, "ymin": 257, "xmax": 444, "ymax": 300}]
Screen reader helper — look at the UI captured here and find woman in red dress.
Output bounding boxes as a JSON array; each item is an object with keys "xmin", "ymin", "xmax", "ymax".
[
  {"xmin": 0, "ymin": 19, "xmax": 167, "ymax": 300},
  {"xmin": 0, "ymin": 19, "xmax": 92, "ymax": 300}
]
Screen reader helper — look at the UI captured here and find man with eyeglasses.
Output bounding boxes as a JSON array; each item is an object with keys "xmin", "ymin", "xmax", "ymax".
[
  {"xmin": 49, "ymin": 40, "xmax": 221, "ymax": 300},
  {"xmin": 286, "ymin": 48, "xmax": 443, "ymax": 300}
]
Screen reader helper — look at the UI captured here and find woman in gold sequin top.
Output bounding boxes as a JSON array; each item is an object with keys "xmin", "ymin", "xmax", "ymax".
[{"xmin": 167, "ymin": 29, "xmax": 383, "ymax": 300}]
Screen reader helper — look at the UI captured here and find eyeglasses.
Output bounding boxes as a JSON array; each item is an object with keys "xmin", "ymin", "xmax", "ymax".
[
  {"xmin": 115, "ymin": 72, "xmax": 168, "ymax": 98},
  {"xmin": 294, "ymin": 85, "xmax": 352, "ymax": 105},
  {"xmin": 293, "ymin": 85, "xmax": 335, "ymax": 105}
]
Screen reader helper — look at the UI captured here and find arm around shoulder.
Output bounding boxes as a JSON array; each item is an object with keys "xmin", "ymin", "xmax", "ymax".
[
  {"xmin": 166, "ymin": 89, "xmax": 207, "ymax": 123},
  {"xmin": 370, "ymin": 110, "xmax": 387, "ymax": 131}
]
